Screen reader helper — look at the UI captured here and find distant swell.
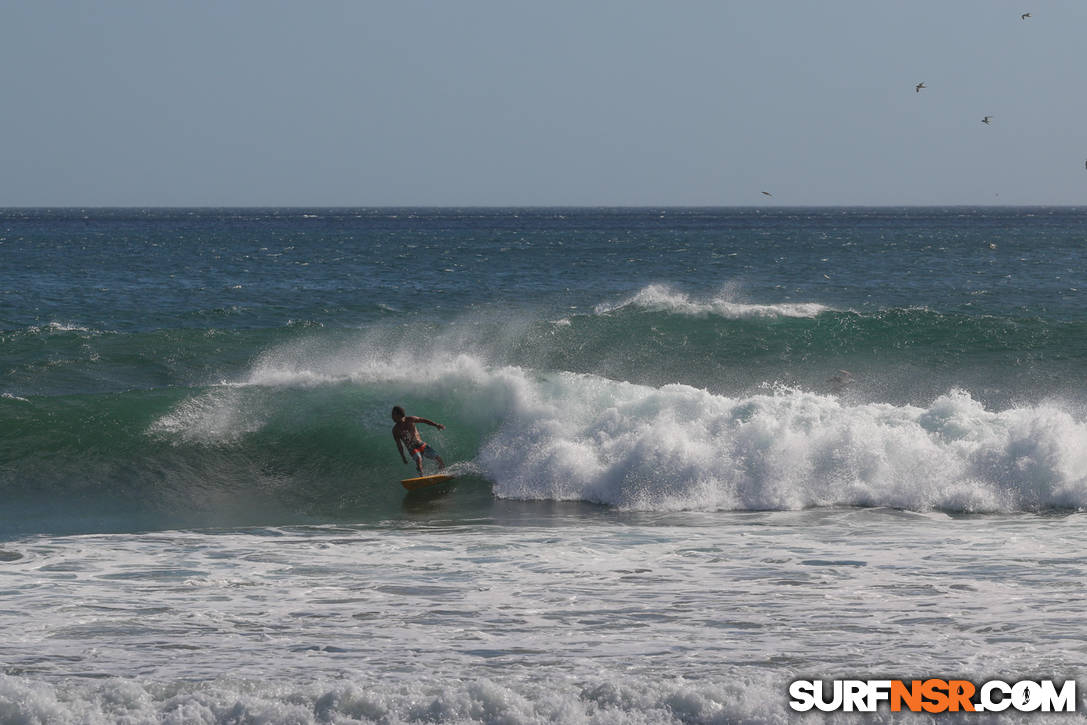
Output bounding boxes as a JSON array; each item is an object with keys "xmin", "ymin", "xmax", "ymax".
[{"xmin": 592, "ymin": 284, "xmax": 831, "ymax": 318}]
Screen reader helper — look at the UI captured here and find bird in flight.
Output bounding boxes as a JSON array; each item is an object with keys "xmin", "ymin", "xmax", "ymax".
[
  {"xmin": 915, "ymin": 82, "xmax": 926, "ymax": 93},
  {"xmin": 761, "ymin": 191, "xmax": 773, "ymax": 197},
  {"xmin": 981, "ymin": 116, "xmax": 993, "ymax": 125},
  {"xmin": 1021, "ymin": 12, "xmax": 1031, "ymax": 20}
]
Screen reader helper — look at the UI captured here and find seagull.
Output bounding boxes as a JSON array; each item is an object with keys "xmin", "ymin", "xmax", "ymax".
[
  {"xmin": 915, "ymin": 82, "xmax": 926, "ymax": 93},
  {"xmin": 1021, "ymin": 12, "xmax": 1031, "ymax": 19},
  {"xmin": 981, "ymin": 116, "xmax": 993, "ymax": 125},
  {"xmin": 761, "ymin": 191, "xmax": 773, "ymax": 197}
]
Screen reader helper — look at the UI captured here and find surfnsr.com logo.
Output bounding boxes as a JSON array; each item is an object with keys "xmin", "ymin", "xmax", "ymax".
[{"xmin": 789, "ymin": 679, "xmax": 1077, "ymax": 713}]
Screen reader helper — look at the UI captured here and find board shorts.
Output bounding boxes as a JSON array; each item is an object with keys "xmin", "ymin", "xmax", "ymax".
[{"xmin": 410, "ymin": 442, "xmax": 441, "ymax": 464}]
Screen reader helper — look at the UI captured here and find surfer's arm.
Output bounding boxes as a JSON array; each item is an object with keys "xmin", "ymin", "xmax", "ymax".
[
  {"xmin": 410, "ymin": 416, "xmax": 445, "ymax": 431},
  {"xmin": 393, "ymin": 432, "xmax": 408, "ymax": 463}
]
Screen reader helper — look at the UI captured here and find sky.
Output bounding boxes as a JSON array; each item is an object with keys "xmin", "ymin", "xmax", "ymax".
[{"xmin": 2, "ymin": 0, "xmax": 1086, "ymax": 206}]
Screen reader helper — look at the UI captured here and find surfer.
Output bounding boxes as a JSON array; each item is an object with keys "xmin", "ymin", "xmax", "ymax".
[{"xmin": 391, "ymin": 406, "xmax": 446, "ymax": 475}]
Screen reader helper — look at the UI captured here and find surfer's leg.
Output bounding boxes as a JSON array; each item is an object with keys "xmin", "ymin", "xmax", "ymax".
[{"xmin": 421, "ymin": 444, "xmax": 444, "ymax": 471}]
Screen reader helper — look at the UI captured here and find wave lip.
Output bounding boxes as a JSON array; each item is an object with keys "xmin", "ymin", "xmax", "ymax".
[{"xmin": 593, "ymin": 284, "xmax": 831, "ymax": 319}]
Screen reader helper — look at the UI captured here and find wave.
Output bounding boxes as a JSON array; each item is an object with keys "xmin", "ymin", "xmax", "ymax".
[
  {"xmin": 592, "ymin": 283, "xmax": 832, "ymax": 318},
  {"xmin": 129, "ymin": 344, "xmax": 1087, "ymax": 516},
  {"xmin": 531, "ymin": 296, "xmax": 1087, "ymax": 407},
  {"xmin": 4, "ymin": 336, "xmax": 1086, "ymax": 536}
]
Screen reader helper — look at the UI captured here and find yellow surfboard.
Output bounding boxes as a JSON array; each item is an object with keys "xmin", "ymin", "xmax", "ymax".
[{"xmin": 400, "ymin": 473, "xmax": 455, "ymax": 491}]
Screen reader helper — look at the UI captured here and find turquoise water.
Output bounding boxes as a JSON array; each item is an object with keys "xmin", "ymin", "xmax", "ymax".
[
  {"xmin": 2, "ymin": 208, "xmax": 1086, "ymax": 722},
  {"xmin": 3, "ymin": 207, "xmax": 1086, "ymax": 534}
]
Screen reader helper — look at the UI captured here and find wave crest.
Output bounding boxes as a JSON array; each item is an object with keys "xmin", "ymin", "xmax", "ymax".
[{"xmin": 593, "ymin": 284, "xmax": 831, "ymax": 318}]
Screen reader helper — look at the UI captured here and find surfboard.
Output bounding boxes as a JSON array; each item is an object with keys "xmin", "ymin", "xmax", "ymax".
[{"xmin": 400, "ymin": 473, "xmax": 454, "ymax": 491}]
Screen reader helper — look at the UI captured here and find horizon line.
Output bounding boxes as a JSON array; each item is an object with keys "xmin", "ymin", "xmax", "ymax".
[{"xmin": 3, "ymin": 203, "xmax": 1087, "ymax": 210}]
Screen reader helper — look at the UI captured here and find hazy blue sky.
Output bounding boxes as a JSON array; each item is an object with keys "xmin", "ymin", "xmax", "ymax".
[{"xmin": 3, "ymin": 1, "xmax": 1086, "ymax": 206}]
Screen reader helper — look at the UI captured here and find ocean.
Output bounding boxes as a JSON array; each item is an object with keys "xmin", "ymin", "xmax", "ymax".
[{"xmin": 1, "ymin": 207, "xmax": 1086, "ymax": 722}]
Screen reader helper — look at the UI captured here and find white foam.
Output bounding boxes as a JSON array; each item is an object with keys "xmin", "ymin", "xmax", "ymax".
[
  {"xmin": 45, "ymin": 321, "xmax": 94, "ymax": 333},
  {"xmin": 21, "ymin": 321, "xmax": 100, "ymax": 336},
  {"xmin": 477, "ymin": 374, "xmax": 1087, "ymax": 513},
  {"xmin": 4, "ymin": 516, "xmax": 1085, "ymax": 724},
  {"xmin": 594, "ymin": 283, "xmax": 830, "ymax": 318},
  {"xmin": 0, "ymin": 673, "xmax": 793, "ymax": 725}
]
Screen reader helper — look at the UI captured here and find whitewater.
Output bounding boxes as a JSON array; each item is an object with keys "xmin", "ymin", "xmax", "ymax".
[{"xmin": 3, "ymin": 207, "xmax": 1087, "ymax": 722}]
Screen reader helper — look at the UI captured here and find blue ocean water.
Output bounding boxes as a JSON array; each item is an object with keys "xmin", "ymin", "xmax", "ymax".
[{"xmin": 2, "ymin": 208, "xmax": 1086, "ymax": 722}]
